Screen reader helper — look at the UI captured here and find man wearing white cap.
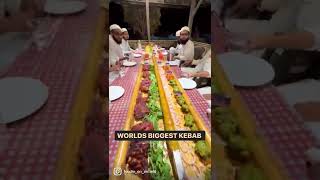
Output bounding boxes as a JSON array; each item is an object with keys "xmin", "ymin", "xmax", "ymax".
[
  {"xmin": 175, "ymin": 26, "xmax": 194, "ymax": 66},
  {"xmin": 120, "ymin": 28, "xmax": 133, "ymax": 52},
  {"xmin": 109, "ymin": 24, "xmax": 127, "ymax": 71}
]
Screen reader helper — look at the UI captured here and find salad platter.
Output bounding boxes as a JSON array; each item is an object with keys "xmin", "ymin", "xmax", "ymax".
[
  {"xmin": 212, "ymin": 53, "xmax": 289, "ymax": 180},
  {"xmin": 110, "ymin": 46, "xmax": 212, "ymax": 180}
]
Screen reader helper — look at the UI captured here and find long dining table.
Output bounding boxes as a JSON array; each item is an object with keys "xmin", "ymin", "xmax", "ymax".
[
  {"xmin": 212, "ymin": 12, "xmax": 315, "ymax": 180},
  {"xmin": 108, "ymin": 54, "xmax": 211, "ymax": 173},
  {"xmin": 0, "ymin": 1, "xmax": 105, "ymax": 179}
]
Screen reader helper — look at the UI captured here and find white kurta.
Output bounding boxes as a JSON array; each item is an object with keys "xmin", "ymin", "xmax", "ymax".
[
  {"xmin": 120, "ymin": 39, "xmax": 132, "ymax": 52},
  {"xmin": 194, "ymin": 52, "xmax": 211, "ymax": 77},
  {"xmin": 181, "ymin": 50, "xmax": 211, "ymax": 77},
  {"xmin": 109, "ymin": 34, "xmax": 123, "ymax": 67},
  {"xmin": 178, "ymin": 40, "xmax": 194, "ymax": 61},
  {"xmin": 226, "ymin": 0, "xmax": 320, "ymax": 51}
]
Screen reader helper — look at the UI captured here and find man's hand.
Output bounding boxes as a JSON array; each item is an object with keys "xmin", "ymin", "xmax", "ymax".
[
  {"xmin": 246, "ymin": 36, "xmax": 269, "ymax": 51},
  {"xmin": 294, "ymin": 102, "xmax": 320, "ymax": 122},
  {"xmin": 247, "ymin": 31, "xmax": 315, "ymax": 51},
  {"xmin": 230, "ymin": 0, "xmax": 259, "ymax": 16}
]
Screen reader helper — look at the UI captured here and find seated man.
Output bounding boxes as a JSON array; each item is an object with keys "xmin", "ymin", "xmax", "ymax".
[
  {"xmin": 175, "ymin": 26, "xmax": 194, "ymax": 66},
  {"xmin": 109, "ymin": 24, "xmax": 128, "ymax": 72},
  {"xmin": 120, "ymin": 28, "xmax": 133, "ymax": 52}
]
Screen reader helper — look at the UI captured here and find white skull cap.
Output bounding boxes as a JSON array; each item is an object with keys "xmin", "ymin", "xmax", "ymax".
[
  {"xmin": 176, "ymin": 30, "xmax": 181, "ymax": 36},
  {"xmin": 110, "ymin": 24, "xmax": 121, "ymax": 31},
  {"xmin": 121, "ymin": 28, "xmax": 128, "ymax": 32},
  {"xmin": 180, "ymin": 26, "xmax": 190, "ymax": 33}
]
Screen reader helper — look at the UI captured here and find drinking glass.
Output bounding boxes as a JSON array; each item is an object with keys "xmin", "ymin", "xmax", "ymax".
[{"xmin": 32, "ymin": 18, "xmax": 51, "ymax": 51}]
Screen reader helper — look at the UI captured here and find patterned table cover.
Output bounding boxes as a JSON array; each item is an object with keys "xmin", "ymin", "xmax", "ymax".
[
  {"xmin": 0, "ymin": 1, "xmax": 100, "ymax": 179},
  {"xmin": 108, "ymin": 59, "xmax": 210, "ymax": 172},
  {"xmin": 212, "ymin": 11, "xmax": 315, "ymax": 180}
]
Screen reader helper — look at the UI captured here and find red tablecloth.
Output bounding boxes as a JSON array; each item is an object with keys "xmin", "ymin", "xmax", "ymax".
[
  {"xmin": 108, "ymin": 60, "xmax": 210, "ymax": 173},
  {"xmin": 0, "ymin": 1, "xmax": 100, "ymax": 179},
  {"xmin": 212, "ymin": 12, "xmax": 315, "ymax": 180},
  {"xmin": 108, "ymin": 59, "xmax": 141, "ymax": 173}
]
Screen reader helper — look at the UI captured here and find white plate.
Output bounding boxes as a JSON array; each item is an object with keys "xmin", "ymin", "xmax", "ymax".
[
  {"xmin": 218, "ymin": 52, "xmax": 275, "ymax": 87},
  {"xmin": 109, "ymin": 86, "xmax": 125, "ymax": 101},
  {"xmin": 168, "ymin": 60, "xmax": 180, "ymax": 66},
  {"xmin": 0, "ymin": 77, "xmax": 49, "ymax": 124},
  {"xmin": 133, "ymin": 53, "xmax": 142, "ymax": 58},
  {"xmin": 45, "ymin": 1, "xmax": 87, "ymax": 15},
  {"xmin": 123, "ymin": 60, "xmax": 137, "ymax": 67},
  {"xmin": 178, "ymin": 78, "xmax": 197, "ymax": 90}
]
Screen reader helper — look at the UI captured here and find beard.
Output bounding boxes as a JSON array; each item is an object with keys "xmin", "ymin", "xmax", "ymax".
[
  {"xmin": 112, "ymin": 35, "xmax": 122, "ymax": 44},
  {"xmin": 180, "ymin": 38, "xmax": 189, "ymax": 45},
  {"xmin": 177, "ymin": 39, "xmax": 181, "ymax": 45}
]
